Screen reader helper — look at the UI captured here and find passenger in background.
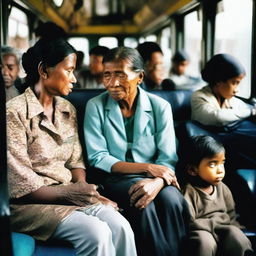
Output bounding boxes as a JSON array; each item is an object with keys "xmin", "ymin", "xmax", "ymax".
[
  {"xmin": 191, "ymin": 53, "xmax": 256, "ymax": 167},
  {"xmin": 7, "ymin": 38, "xmax": 137, "ymax": 256},
  {"xmin": 77, "ymin": 45, "xmax": 109, "ymax": 89},
  {"xmin": 137, "ymin": 42, "xmax": 166, "ymax": 90},
  {"xmin": 84, "ymin": 46, "xmax": 189, "ymax": 256},
  {"xmin": 163, "ymin": 50, "xmax": 203, "ymax": 91},
  {"xmin": 1, "ymin": 46, "xmax": 25, "ymax": 101},
  {"xmin": 178, "ymin": 135, "xmax": 253, "ymax": 256}
]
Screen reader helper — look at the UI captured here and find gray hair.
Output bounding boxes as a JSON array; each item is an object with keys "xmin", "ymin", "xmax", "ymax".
[{"xmin": 1, "ymin": 46, "xmax": 20, "ymax": 64}]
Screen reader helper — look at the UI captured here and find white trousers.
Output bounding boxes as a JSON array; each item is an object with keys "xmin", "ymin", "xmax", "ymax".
[{"xmin": 52, "ymin": 204, "xmax": 137, "ymax": 256}]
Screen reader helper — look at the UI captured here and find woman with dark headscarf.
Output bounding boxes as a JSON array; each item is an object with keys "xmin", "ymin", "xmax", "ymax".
[{"xmin": 191, "ymin": 53, "xmax": 256, "ymax": 126}]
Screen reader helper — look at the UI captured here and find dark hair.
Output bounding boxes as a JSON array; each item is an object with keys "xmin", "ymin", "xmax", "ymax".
[
  {"xmin": 102, "ymin": 46, "xmax": 144, "ymax": 73},
  {"xmin": 201, "ymin": 53, "xmax": 245, "ymax": 86},
  {"xmin": 22, "ymin": 38, "xmax": 76, "ymax": 87},
  {"xmin": 176, "ymin": 135, "xmax": 225, "ymax": 186},
  {"xmin": 89, "ymin": 46, "xmax": 109, "ymax": 56},
  {"xmin": 172, "ymin": 50, "xmax": 190, "ymax": 63},
  {"xmin": 35, "ymin": 21, "xmax": 67, "ymax": 40},
  {"xmin": 137, "ymin": 42, "xmax": 163, "ymax": 63},
  {"xmin": 183, "ymin": 135, "xmax": 225, "ymax": 167}
]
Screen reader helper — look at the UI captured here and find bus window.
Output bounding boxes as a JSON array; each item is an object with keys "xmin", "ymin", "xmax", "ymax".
[
  {"xmin": 68, "ymin": 37, "xmax": 89, "ymax": 65},
  {"xmin": 145, "ymin": 35, "xmax": 157, "ymax": 42},
  {"xmin": 184, "ymin": 10, "xmax": 202, "ymax": 77},
  {"xmin": 215, "ymin": 0, "xmax": 253, "ymax": 98},
  {"xmin": 160, "ymin": 27, "xmax": 172, "ymax": 72},
  {"xmin": 8, "ymin": 7, "xmax": 29, "ymax": 52},
  {"xmin": 95, "ymin": 0, "xmax": 109, "ymax": 16},
  {"xmin": 98, "ymin": 37, "xmax": 118, "ymax": 48},
  {"xmin": 124, "ymin": 37, "xmax": 138, "ymax": 48}
]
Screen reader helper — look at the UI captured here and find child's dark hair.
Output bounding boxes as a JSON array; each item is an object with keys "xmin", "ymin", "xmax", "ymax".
[
  {"xmin": 176, "ymin": 135, "xmax": 225, "ymax": 186},
  {"xmin": 22, "ymin": 38, "xmax": 76, "ymax": 88}
]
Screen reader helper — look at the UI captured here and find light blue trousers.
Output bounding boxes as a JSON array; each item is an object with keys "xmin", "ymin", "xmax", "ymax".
[{"xmin": 51, "ymin": 204, "xmax": 137, "ymax": 256}]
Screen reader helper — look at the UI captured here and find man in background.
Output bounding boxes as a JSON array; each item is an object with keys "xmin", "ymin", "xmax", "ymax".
[
  {"xmin": 1, "ymin": 46, "xmax": 24, "ymax": 101},
  {"xmin": 77, "ymin": 46, "xmax": 109, "ymax": 89},
  {"xmin": 166, "ymin": 50, "xmax": 204, "ymax": 91},
  {"xmin": 137, "ymin": 42, "xmax": 166, "ymax": 90}
]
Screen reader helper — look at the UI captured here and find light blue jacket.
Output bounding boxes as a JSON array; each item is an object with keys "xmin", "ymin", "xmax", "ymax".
[{"xmin": 84, "ymin": 87, "xmax": 178, "ymax": 173}]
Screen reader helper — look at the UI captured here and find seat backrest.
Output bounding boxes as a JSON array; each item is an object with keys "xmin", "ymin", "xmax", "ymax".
[
  {"xmin": 66, "ymin": 88, "xmax": 193, "ymax": 126},
  {"xmin": 148, "ymin": 90, "xmax": 193, "ymax": 122}
]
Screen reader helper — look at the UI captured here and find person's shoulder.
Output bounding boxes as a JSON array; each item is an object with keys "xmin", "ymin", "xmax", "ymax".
[
  {"xmin": 87, "ymin": 90, "xmax": 109, "ymax": 105},
  {"xmin": 6, "ymin": 93, "xmax": 26, "ymax": 113},
  {"xmin": 182, "ymin": 183, "xmax": 198, "ymax": 200},
  {"xmin": 57, "ymin": 96, "xmax": 76, "ymax": 111},
  {"xmin": 216, "ymin": 182, "xmax": 233, "ymax": 198},
  {"xmin": 217, "ymin": 182, "xmax": 231, "ymax": 192},
  {"xmin": 192, "ymin": 85, "xmax": 211, "ymax": 98}
]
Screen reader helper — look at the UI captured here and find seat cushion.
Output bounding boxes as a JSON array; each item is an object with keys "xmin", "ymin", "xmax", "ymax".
[{"xmin": 12, "ymin": 232, "xmax": 35, "ymax": 256}]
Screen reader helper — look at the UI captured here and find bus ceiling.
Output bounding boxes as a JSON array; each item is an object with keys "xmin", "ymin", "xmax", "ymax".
[{"xmin": 14, "ymin": 0, "xmax": 196, "ymax": 35}]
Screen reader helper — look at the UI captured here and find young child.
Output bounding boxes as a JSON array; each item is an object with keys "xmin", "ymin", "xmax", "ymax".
[{"xmin": 179, "ymin": 135, "xmax": 254, "ymax": 256}]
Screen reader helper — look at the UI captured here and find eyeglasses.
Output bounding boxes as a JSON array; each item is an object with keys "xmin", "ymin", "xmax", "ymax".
[
  {"xmin": 103, "ymin": 72, "xmax": 128, "ymax": 82},
  {"xmin": 103, "ymin": 70, "xmax": 140, "ymax": 82}
]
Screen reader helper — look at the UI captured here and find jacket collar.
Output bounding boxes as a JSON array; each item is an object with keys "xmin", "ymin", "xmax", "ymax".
[{"xmin": 104, "ymin": 87, "xmax": 153, "ymax": 138}]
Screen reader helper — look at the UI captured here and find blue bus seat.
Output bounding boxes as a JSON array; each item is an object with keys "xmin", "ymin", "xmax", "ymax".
[
  {"xmin": 34, "ymin": 240, "xmax": 75, "ymax": 256},
  {"xmin": 12, "ymin": 232, "xmax": 35, "ymax": 256}
]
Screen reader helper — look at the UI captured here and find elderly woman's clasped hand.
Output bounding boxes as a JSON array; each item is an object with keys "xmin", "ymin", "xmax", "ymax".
[
  {"xmin": 128, "ymin": 164, "xmax": 180, "ymax": 209},
  {"xmin": 146, "ymin": 163, "xmax": 180, "ymax": 188}
]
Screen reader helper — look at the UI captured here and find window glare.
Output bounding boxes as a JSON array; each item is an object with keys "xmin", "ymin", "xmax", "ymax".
[
  {"xmin": 184, "ymin": 10, "xmax": 202, "ymax": 77},
  {"xmin": 68, "ymin": 37, "xmax": 89, "ymax": 65},
  {"xmin": 98, "ymin": 37, "xmax": 118, "ymax": 48},
  {"xmin": 124, "ymin": 37, "xmax": 138, "ymax": 48},
  {"xmin": 215, "ymin": 0, "xmax": 252, "ymax": 98},
  {"xmin": 160, "ymin": 27, "xmax": 172, "ymax": 71},
  {"xmin": 8, "ymin": 7, "xmax": 29, "ymax": 51}
]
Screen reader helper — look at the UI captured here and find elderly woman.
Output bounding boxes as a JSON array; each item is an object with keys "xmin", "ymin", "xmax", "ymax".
[
  {"xmin": 7, "ymin": 38, "xmax": 137, "ymax": 256},
  {"xmin": 84, "ymin": 46, "xmax": 189, "ymax": 256}
]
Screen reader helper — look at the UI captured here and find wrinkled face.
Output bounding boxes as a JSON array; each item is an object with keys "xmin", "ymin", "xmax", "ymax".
[
  {"xmin": 193, "ymin": 151, "xmax": 226, "ymax": 186},
  {"xmin": 1, "ymin": 54, "xmax": 20, "ymax": 88},
  {"xmin": 103, "ymin": 59, "xmax": 143, "ymax": 101},
  {"xmin": 43, "ymin": 53, "xmax": 77, "ymax": 96},
  {"xmin": 146, "ymin": 52, "xmax": 165, "ymax": 85},
  {"xmin": 214, "ymin": 74, "xmax": 245, "ymax": 99},
  {"xmin": 173, "ymin": 60, "xmax": 189, "ymax": 76},
  {"xmin": 89, "ymin": 54, "xmax": 104, "ymax": 75}
]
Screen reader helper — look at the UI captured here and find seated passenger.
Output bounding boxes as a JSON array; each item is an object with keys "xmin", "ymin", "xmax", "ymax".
[
  {"xmin": 76, "ymin": 45, "xmax": 109, "ymax": 89},
  {"xmin": 191, "ymin": 53, "xmax": 256, "ymax": 168},
  {"xmin": 84, "ymin": 46, "xmax": 189, "ymax": 256},
  {"xmin": 165, "ymin": 50, "xmax": 203, "ymax": 91},
  {"xmin": 137, "ymin": 42, "xmax": 166, "ymax": 90},
  {"xmin": 178, "ymin": 135, "xmax": 253, "ymax": 256},
  {"xmin": 7, "ymin": 38, "xmax": 137, "ymax": 256},
  {"xmin": 1, "ymin": 46, "xmax": 25, "ymax": 101}
]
